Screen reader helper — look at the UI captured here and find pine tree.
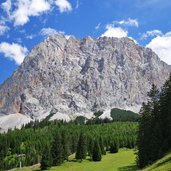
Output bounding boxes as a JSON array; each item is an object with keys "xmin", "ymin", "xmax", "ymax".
[
  {"xmin": 61, "ymin": 131, "xmax": 70, "ymax": 161},
  {"xmin": 126, "ymin": 137, "xmax": 132, "ymax": 149},
  {"xmin": 0, "ymin": 148, "xmax": 4, "ymax": 171},
  {"xmin": 71, "ymin": 134, "xmax": 77, "ymax": 154},
  {"xmin": 51, "ymin": 132, "xmax": 64, "ymax": 166},
  {"xmin": 87, "ymin": 136, "xmax": 94, "ymax": 160},
  {"xmin": 160, "ymin": 74, "xmax": 171, "ymax": 153},
  {"xmin": 137, "ymin": 84, "xmax": 162, "ymax": 168},
  {"xmin": 75, "ymin": 132, "xmax": 87, "ymax": 160},
  {"xmin": 92, "ymin": 139, "xmax": 102, "ymax": 161},
  {"xmin": 105, "ymin": 136, "xmax": 110, "ymax": 151},
  {"xmin": 99, "ymin": 136, "xmax": 106, "ymax": 155},
  {"xmin": 110, "ymin": 139, "xmax": 119, "ymax": 153},
  {"xmin": 40, "ymin": 144, "xmax": 52, "ymax": 170}
]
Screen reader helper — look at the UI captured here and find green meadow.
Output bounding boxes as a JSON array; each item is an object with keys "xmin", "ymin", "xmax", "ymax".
[
  {"xmin": 15, "ymin": 148, "xmax": 137, "ymax": 171},
  {"xmin": 14, "ymin": 148, "xmax": 171, "ymax": 171}
]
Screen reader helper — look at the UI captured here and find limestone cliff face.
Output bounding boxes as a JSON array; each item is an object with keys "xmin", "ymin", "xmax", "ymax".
[{"xmin": 0, "ymin": 34, "xmax": 170, "ymax": 123}]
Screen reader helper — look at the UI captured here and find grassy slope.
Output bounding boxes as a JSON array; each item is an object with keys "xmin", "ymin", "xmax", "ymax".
[
  {"xmin": 141, "ymin": 152, "xmax": 171, "ymax": 171},
  {"xmin": 50, "ymin": 148, "xmax": 137, "ymax": 171},
  {"xmin": 15, "ymin": 148, "xmax": 137, "ymax": 171},
  {"xmin": 14, "ymin": 149, "xmax": 171, "ymax": 171}
]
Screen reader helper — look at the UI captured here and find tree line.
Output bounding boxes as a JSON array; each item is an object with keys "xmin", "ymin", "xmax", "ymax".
[{"xmin": 0, "ymin": 121, "xmax": 138, "ymax": 170}]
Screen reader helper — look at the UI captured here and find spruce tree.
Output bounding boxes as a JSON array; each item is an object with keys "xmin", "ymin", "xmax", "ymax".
[
  {"xmin": 40, "ymin": 144, "xmax": 52, "ymax": 170},
  {"xmin": 99, "ymin": 136, "xmax": 106, "ymax": 155},
  {"xmin": 75, "ymin": 132, "xmax": 87, "ymax": 160},
  {"xmin": 105, "ymin": 136, "xmax": 110, "ymax": 151},
  {"xmin": 137, "ymin": 84, "xmax": 162, "ymax": 168},
  {"xmin": 51, "ymin": 132, "xmax": 64, "ymax": 166},
  {"xmin": 61, "ymin": 131, "xmax": 70, "ymax": 161},
  {"xmin": 0, "ymin": 149, "xmax": 4, "ymax": 171},
  {"xmin": 126, "ymin": 137, "xmax": 132, "ymax": 149},
  {"xmin": 87, "ymin": 136, "xmax": 94, "ymax": 160},
  {"xmin": 92, "ymin": 139, "xmax": 102, "ymax": 161},
  {"xmin": 160, "ymin": 74, "xmax": 171, "ymax": 153},
  {"xmin": 71, "ymin": 134, "xmax": 77, "ymax": 154},
  {"xmin": 110, "ymin": 139, "xmax": 119, "ymax": 153}
]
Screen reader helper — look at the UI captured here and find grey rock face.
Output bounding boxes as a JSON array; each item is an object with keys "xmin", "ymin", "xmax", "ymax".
[{"xmin": 0, "ymin": 34, "xmax": 170, "ymax": 124}]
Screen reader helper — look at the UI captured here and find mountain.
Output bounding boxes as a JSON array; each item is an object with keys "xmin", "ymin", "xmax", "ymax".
[{"xmin": 0, "ymin": 34, "xmax": 170, "ymax": 131}]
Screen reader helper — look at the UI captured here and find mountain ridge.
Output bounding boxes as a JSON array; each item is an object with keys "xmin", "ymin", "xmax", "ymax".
[{"xmin": 0, "ymin": 34, "xmax": 170, "ymax": 131}]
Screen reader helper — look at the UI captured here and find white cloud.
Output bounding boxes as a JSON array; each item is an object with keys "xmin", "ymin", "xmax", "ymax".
[
  {"xmin": 1, "ymin": 0, "xmax": 11, "ymax": 15},
  {"xmin": 141, "ymin": 29, "xmax": 163, "ymax": 40},
  {"xmin": 55, "ymin": 0, "xmax": 72, "ymax": 13},
  {"xmin": 95, "ymin": 23, "xmax": 101, "ymax": 30},
  {"xmin": 40, "ymin": 27, "xmax": 72, "ymax": 39},
  {"xmin": 1, "ymin": 0, "xmax": 73, "ymax": 26},
  {"xmin": 100, "ymin": 19, "xmax": 138, "ymax": 41},
  {"xmin": 40, "ymin": 27, "xmax": 58, "ymax": 37},
  {"xmin": 0, "ymin": 23, "xmax": 9, "ymax": 35},
  {"xmin": 101, "ymin": 25, "xmax": 128, "ymax": 38},
  {"xmin": 26, "ymin": 34, "xmax": 35, "ymax": 39},
  {"xmin": 0, "ymin": 42, "xmax": 28, "ymax": 65},
  {"xmin": 146, "ymin": 32, "xmax": 171, "ymax": 65},
  {"xmin": 114, "ymin": 18, "xmax": 139, "ymax": 27},
  {"xmin": 12, "ymin": 0, "xmax": 51, "ymax": 26}
]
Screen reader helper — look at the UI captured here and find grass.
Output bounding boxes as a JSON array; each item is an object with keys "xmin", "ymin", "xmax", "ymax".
[
  {"xmin": 141, "ymin": 152, "xmax": 171, "ymax": 171},
  {"xmin": 14, "ymin": 148, "xmax": 137, "ymax": 171},
  {"xmin": 14, "ymin": 149, "xmax": 171, "ymax": 171},
  {"xmin": 50, "ymin": 148, "xmax": 137, "ymax": 171},
  {"xmin": 15, "ymin": 149, "xmax": 171, "ymax": 171}
]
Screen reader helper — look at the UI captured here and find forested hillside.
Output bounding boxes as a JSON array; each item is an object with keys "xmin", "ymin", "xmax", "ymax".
[{"xmin": 0, "ymin": 121, "xmax": 138, "ymax": 170}]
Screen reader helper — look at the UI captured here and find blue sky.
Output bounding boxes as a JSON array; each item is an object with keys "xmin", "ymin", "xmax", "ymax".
[{"xmin": 0, "ymin": 0, "xmax": 171, "ymax": 84}]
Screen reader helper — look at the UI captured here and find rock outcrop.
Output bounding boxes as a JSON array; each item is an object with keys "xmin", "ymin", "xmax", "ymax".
[{"xmin": 0, "ymin": 34, "xmax": 170, "ymax": 130}]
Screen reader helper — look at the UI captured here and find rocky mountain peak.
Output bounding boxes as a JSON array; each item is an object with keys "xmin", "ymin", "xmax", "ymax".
[{"xmin": 0, "ymin": 34, "xmax": 170, "ymax": 131}]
